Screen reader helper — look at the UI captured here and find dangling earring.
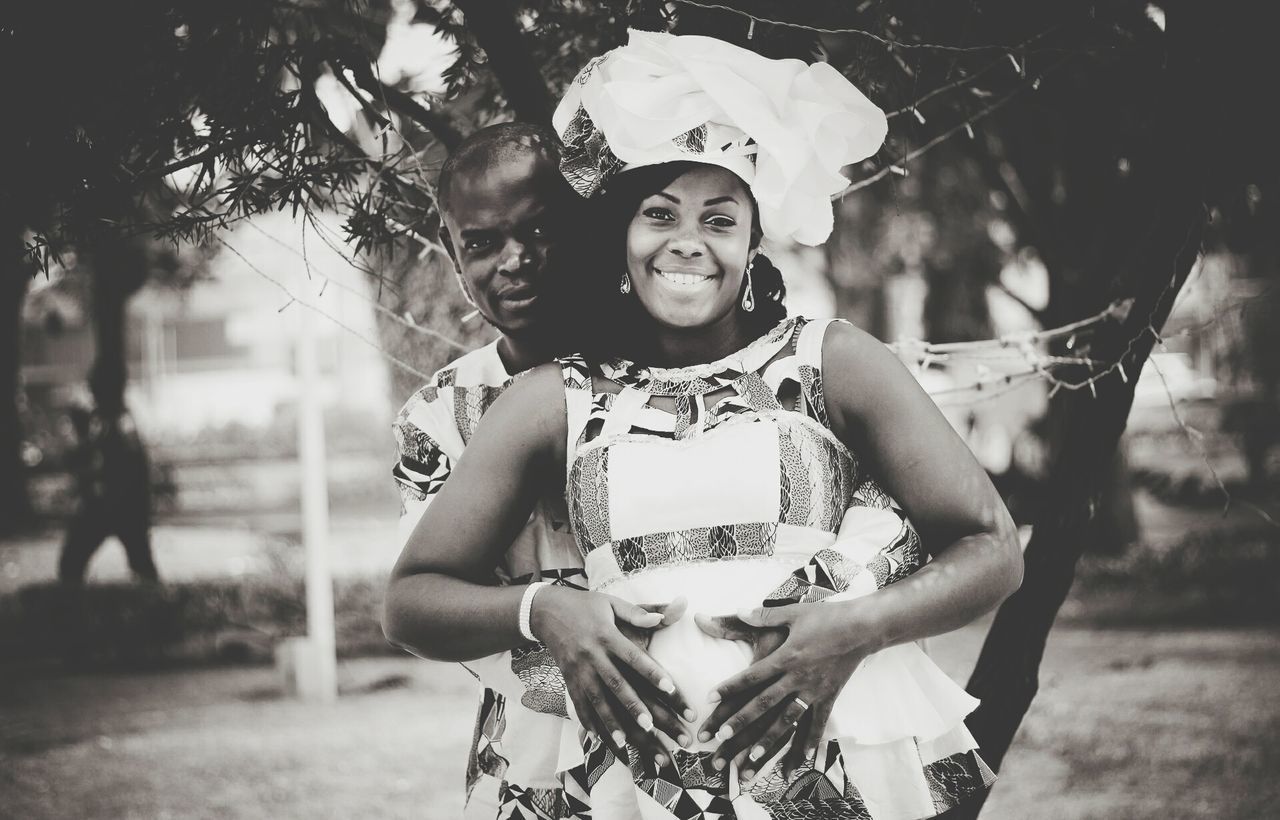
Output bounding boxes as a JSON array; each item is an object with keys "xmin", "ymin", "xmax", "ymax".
[
  {"xmin": 741, "ymin": 257, "xmax": 756, "ymax": 312},
  {"xmin": 619, "ymin": 270, "xmax": 632, "ymax": 294}
]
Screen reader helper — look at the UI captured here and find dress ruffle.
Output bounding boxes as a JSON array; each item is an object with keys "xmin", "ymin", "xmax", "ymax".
[{"xmin": 827, "ymin": 643, "xmax": 978, "ymax": 746}]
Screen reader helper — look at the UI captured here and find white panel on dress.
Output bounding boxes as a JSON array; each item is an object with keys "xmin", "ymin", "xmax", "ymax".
[{"xmin": 607, "ymin": 422, "xmax": 780, "ymax": 539}]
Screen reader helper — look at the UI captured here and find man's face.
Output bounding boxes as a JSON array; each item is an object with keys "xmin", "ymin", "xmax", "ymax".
[{"xmin": 440, "ymin": 151, "xmax": 572, "ymax": 338}]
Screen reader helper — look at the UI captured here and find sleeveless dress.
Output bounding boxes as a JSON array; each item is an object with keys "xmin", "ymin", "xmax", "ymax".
[{"xmin": 552, "ymin": 317, "xmax": 995, "ymax": 820}]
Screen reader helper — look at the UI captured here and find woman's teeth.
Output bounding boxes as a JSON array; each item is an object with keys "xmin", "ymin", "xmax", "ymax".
[{"xmin": 656, "ymin": 269, "xmax": 712, "ymax": 286}]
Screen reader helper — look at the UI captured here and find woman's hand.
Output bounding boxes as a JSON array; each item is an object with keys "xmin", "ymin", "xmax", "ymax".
[
  {"xmin": 697, "ymin": 601, "xmax": 876, "ymax": 785},
  {"xmin": 531, "ymin": 586, "xmax": 696, "ymax": 771}
]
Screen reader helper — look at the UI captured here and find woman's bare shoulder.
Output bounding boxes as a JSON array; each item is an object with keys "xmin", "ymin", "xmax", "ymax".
[
  {"xmin": 474, "ymin": 361, "xmax": 572, "ymax": 457},
  {"xmin": 509, "ymin": 360, "xmax": 573, "ymax": 393},
  {"xmin": 821, "ymin": 318, "xmax": 894, "ymax": 365},
  {"xmin": 819, "ymin": 319, "xmax": 929, "ymax": 437}
]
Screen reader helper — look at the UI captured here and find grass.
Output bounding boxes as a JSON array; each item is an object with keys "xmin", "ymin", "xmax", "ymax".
[
  {"xmin": 3, "ymin": 512, "xmax": 1273, "ymax": 672},
  {"xmin": 2, "ymin": 477, "xmax": 1276, "ymax": 817},
  {"xmin": 0, "ymin": 575, "xmax": 396, "ymax": 667},
  {"xmin": 3, "ymin": 624, "xmax": 1279, "ymax": 819}
]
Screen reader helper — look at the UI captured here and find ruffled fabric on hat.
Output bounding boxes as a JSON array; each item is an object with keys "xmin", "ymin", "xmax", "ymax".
[{"xmin": 553, "ymin": 29, "xmax": 888, "ymax": 246}]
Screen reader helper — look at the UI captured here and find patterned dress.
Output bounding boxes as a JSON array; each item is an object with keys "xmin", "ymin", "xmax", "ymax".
[
  {"xmin": 552, "ymin": 317, "xmax": 994, "ymax": 820},
  {"xmin": 393, "ymin": 341, "xmax": 582, "ymax": 819}
]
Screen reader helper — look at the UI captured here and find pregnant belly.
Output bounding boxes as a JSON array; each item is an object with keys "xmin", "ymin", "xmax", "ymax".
[{"xmin": 600, "ymin": 557, "xmax": 809, "ymax": 747}]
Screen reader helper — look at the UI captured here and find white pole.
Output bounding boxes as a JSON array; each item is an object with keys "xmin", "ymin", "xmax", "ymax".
[{"xmin": 295, "ymin": 303, "xmax": 337, "ymax": 703}]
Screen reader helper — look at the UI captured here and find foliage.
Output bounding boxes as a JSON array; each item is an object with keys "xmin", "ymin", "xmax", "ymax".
[
  {"xmin": 0, "ymin": 575, "xmax": 393, "ymax": 667},
  {"xmin": 4, "ymin": 2, "xmax": 378, "ymax": 251},
  {"xmin": 6, "ymin": 1, "xmax": 1274, "ymax": 298},
  {"xmin": 4, "ymin": 1, "xmax": 641, "ymax": 270},
  {"xmin": 2, "ymin": 1, "xmax": 1168, "ymax": 272},
  {"xmin": 1075, "ymin": 527, "xmax": 1280, "ymax": 626}
]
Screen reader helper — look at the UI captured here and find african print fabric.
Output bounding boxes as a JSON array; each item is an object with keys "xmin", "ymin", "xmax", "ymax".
[
  {"xmin": 393, "ymin": 341, "xmax": 583, "ymax": 819},
  {"xmin": 553, "ymin": 317, "xmax": 994, "ymax": 819}
]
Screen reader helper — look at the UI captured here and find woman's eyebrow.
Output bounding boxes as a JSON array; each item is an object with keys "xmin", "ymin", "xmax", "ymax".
[{"xmin": 651, "ymin": 192, "xmax": 739, "ymax": 206}]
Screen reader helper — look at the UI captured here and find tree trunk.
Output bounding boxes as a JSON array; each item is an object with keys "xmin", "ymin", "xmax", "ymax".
[
  {"xmin": 949, "ymin": 199, "xmax": 1206, "ymax": 820},
  {"xmin": 947, "ymin": 14, "xmax": 1223, "ymax": 816},
  {"xmin": 87, "ymin": 239, "xmax": 148, "ymax": 418},
  {"xmin": 0, "ymin": 238, "xmax": 33, "ymax": 533},
  {"xmin": 452, "ymin": 0, "xmax": 555, "ymax": 126}
]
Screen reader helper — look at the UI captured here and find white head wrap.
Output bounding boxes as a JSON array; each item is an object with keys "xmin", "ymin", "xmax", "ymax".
[{"xmin": 553, "ymin": 29, "xmax": 888, "ymax": 246}]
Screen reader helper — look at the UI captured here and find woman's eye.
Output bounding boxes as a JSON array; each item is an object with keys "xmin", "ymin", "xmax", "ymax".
[
  {"xmin": 706, "ymin": 216, "xmax": 736, "ymax": 228},
  {"xmin": 643, "ymin": 207, "xmax": 674, "ymax": 221},
  {"xmin": 464, "ymin": 238, "xmax": 493, "ymax": 251}
]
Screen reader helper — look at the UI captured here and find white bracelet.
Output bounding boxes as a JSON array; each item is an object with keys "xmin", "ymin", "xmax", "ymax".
[{"xmin": 518, "ymin": 581, "xmax": 551, "ymax": 642}]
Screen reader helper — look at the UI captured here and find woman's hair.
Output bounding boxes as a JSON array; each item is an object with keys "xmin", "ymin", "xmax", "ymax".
[{"xmin": 568, "ymin": 161, "xmax": 787, "ymax": 362}]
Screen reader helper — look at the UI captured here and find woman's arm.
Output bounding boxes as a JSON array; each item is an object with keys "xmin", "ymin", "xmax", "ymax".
[
  {"xmin": 819, "ymin": 320, "xmax": 1024, "ymax": 638},
  {"xmin": 383, "ymin": 364, "xmax": 693, "ymax": 765},
  {"xmin": 699, "ymin": 321, "xmax": 1023, "ymax": 781}
]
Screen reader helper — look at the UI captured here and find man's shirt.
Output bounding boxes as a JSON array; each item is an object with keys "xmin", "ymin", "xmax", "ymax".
[{"xmin": 392, "ymin": 341, "xmax": 582, "ymax": 818}]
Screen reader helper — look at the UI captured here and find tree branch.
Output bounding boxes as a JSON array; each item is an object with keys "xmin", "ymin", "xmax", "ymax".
[
  {"xmin": 451, "ymin": 0, "xmax": 553, "ymax": 126},
  {"xmin": 334, "ymin": 53, "xmax": 467, "ymax": 151},
  {"xmin": 150, "ymin": 145, "xmax": 223, "ymax": 180},
  {"xmin": 992, "ymin": 278, "xmax": 1049, "ymax": 325}
]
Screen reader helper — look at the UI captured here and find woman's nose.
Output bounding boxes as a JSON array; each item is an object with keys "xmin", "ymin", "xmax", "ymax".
[{"xmin": 667, "ymin": 231, "xmax": 705, "ymax": 258}]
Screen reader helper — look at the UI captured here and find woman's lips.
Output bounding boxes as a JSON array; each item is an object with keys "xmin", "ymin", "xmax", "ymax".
[{"xmin": 654, "ymin": 266, "xmax": 715, "ymax": 286}]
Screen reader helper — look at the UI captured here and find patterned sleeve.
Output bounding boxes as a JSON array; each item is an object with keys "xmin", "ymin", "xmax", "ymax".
[
  {"xmin": 465, "ymin": 574, "xmax": 572, "ymax": 720},
  {"xmin": 391, "ymin": 375, "xmax": 573, "ymax": 720},
  {"xmin": 391, "ymin": 382, "xmax": 459, "ymax": 546}
]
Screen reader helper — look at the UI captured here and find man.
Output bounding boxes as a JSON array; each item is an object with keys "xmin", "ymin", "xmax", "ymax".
[{"xmin": 392, "ymin": 122, "xmax": 587, "ymax": 819}]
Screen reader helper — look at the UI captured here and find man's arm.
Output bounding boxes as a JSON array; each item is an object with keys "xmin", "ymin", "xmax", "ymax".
[
  {"xmin": 391, "ymin": 377, "xmax": 571, "ymax": 711},
  {"xmin": 392, "ymin": 382, "xmax": 464, "ymax": 549}
]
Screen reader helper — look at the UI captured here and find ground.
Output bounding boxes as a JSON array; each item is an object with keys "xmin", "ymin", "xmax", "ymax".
[
  {"xmin": 3, "ymin": 446, "xmax": 1277, "ymax": 819},
  {"xmin": 3, "ymin": 622, "xmax": 1278, "ymax": 820}
]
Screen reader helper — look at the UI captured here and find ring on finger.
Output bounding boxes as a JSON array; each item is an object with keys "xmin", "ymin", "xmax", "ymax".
[{"xmin": 792, "ymin": 696, "xmax": 810, "ymax": 712}]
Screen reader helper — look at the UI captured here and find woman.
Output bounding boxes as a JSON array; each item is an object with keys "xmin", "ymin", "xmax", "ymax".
[{"xmin": 385, "ymin": 30, "xmax": 1022, "ymax": 819}]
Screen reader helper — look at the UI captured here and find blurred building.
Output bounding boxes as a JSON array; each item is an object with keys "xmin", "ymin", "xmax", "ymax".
[{"xmin": 21, "ymin": 213, "xmax": 396, "ymax": 518}]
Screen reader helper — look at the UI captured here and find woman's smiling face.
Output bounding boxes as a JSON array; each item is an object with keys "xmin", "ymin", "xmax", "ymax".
[{"xmin": 625, "ymin": 165, "xmax": 757, "ymax": 331}]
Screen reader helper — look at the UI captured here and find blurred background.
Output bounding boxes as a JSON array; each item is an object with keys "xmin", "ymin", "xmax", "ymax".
[{"xmin": 2, "ymin": 2, "xmax": 1277, "ymax": 819}]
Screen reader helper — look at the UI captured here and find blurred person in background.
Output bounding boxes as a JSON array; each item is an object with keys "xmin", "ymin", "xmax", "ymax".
[{"xmin": 58, "ymin": 364, "xmax": 159, "ymax": 585}]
